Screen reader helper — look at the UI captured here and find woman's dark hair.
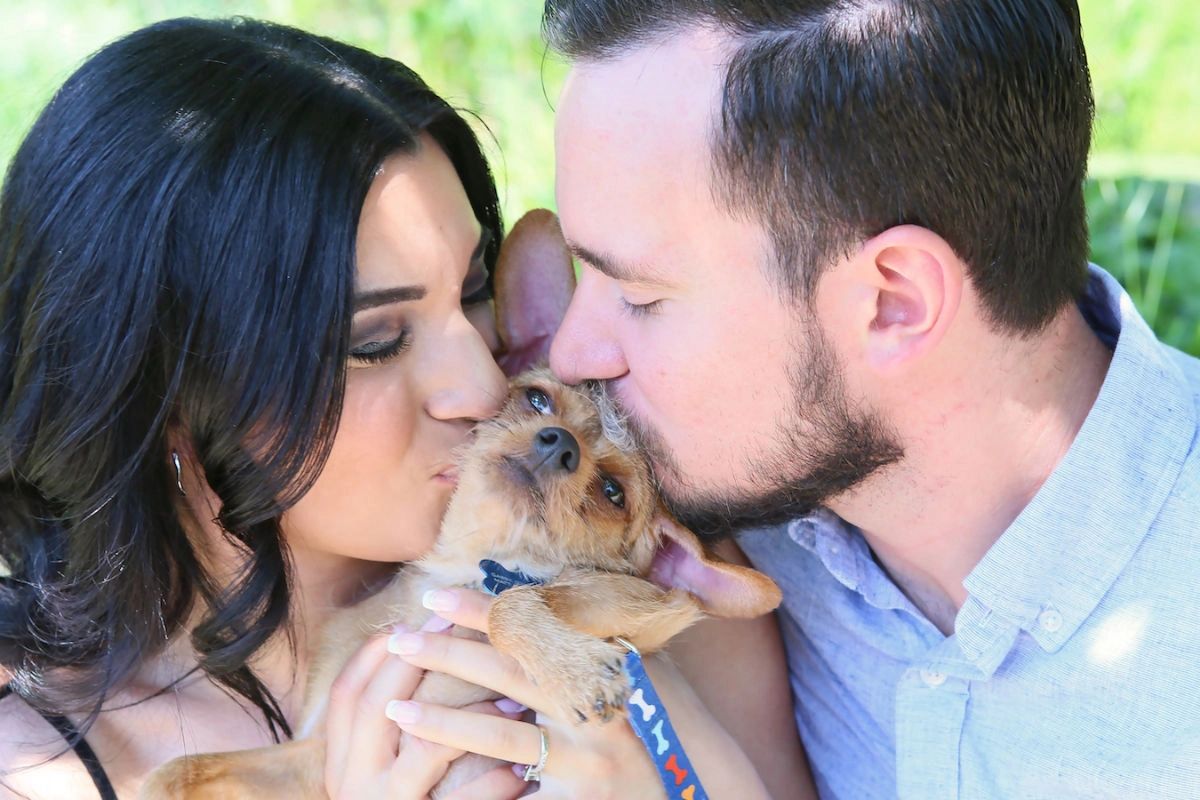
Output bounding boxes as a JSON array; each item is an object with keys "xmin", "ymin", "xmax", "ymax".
[
  {"xmin": 0, "ymin": 17, "xmax": 502, "ymax": 741},
  {"xmin": 544, "ymin": 0, "xmax": 1094, "ymax": 334}
]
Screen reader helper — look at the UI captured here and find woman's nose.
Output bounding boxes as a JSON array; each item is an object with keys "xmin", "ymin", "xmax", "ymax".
[
  {"xmin": 425, "ymin": 318, "xmax": 508, "ymax": 423},
  {"xmin": 548, "ymin": 275, "xmax": 628, "ymax": 385}
]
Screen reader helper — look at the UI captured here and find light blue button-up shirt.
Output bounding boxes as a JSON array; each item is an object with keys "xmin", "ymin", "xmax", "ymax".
[{"xmin": 738, "ymin": 266, "xmax": 1200, "ymax": 799}]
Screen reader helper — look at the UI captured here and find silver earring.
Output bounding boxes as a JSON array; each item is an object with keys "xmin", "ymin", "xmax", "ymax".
[{"xmin": 171, "ymin": 451, "xmax": 187, "ymax": 496}]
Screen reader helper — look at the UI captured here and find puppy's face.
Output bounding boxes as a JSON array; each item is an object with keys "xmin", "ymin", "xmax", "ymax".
[{"xmin": 452, "ymin": 368, "xmax": 660, "ymax": 573}]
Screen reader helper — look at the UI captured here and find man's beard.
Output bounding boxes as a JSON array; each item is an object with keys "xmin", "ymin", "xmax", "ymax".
[{"xmin": 592, "ymin": 323, "xmax": 903, "ymax": 540}]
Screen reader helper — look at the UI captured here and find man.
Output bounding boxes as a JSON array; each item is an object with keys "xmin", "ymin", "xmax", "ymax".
[{"xmin": 544, "ymin": 1, "xmax": 1200, "ymax": 798}]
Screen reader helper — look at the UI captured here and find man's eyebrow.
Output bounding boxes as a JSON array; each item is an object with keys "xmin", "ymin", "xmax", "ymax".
[
  {"xmin": 354, "ymin": 285, "xmax": 426, "ymax": 311},
  {"xmin": 568, "ymin": 243, "xmax": 672, "ymax": 286}
]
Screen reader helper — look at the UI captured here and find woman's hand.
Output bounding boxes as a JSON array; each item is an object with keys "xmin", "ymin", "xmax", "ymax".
[
  {"xmin": 385, "ymin": 590, "xmax": 773, "ymax": 800},
  {"xmin": 322, "ymin": 616, "xmax": 532, "ymax": 800}
]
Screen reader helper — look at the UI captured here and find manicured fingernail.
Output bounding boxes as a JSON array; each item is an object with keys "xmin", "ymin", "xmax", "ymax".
[
  {"xmin": 512, "ymin": 763, "xmax": 528, "ymax": 778},
  {"xmin": 422, "ymin": 589, "xmax": 458, "ymax": 612},
  {"xmin": 494, "ymin": 698, "xmax": 527, "ymax": 715},
  {"xmin": 387, "ymin": 632, "xmax": 423, "ymax": 656},
  {"xmin": 420, "ymin": 615, "xmax": 453, "ymax": 633},
  {"xmin": 385, "ymin": 700, "xmax": 421, "ymax": 725}
]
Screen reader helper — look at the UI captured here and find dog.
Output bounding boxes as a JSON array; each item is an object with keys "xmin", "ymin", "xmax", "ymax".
[{"xmin": 139, "ymin": 211, "xmax": 782, "ymax": 799}]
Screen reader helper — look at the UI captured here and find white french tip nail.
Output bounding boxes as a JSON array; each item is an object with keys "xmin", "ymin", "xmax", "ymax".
[
  {"xmin": 422, "ymin": 589, "xmax": 458, "ymax": 612},
  {"xmin": 385, "ymin": 700, "xmax": 420, "ymax": 724}
]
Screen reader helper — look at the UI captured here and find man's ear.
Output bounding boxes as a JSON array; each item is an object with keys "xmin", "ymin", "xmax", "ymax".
[
  {"xmin": 646, "ymin": 510, "xmax": 782, "ymax": 619},
  {"xmin": 493, "ymin": 210, "xmax": 576, "ymax": 376},
  {"xmin": 853, "ymin": 225, "xmax": 963, "ymax": 371}
]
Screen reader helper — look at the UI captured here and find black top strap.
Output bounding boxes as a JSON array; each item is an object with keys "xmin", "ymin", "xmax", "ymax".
[{"xmin": 0, "ymin": 684, "xmax": 119, "ymax": 800}]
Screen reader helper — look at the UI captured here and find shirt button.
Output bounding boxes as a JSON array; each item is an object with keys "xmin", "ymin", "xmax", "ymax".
[
  {"xmin": 1038, "ymin": 607, "xmax": 1064, "ymax": 633},
  {"xmin": 919, "ymin": 669, "xmax": 947, "ymax": 687}
]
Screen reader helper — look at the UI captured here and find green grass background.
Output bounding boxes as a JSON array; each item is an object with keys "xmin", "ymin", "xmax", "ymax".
[{"xmin": 1, "ymin": 1, "xmax": 1197, "ymax": 352}]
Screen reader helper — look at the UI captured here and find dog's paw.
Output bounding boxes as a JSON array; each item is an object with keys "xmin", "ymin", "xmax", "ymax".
[{"xmin": 522, "ymin": 634, "xmax": 630, "ymax": 723}]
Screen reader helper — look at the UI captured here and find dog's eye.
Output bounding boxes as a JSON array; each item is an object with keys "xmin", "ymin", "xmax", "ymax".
[
  {"xmin": 526, "ymin": 388, "xmax": 553, "ymax": 415},
  {"xmin": 600, "ymin": 476, "xmax": 625, "ymax": 508}
]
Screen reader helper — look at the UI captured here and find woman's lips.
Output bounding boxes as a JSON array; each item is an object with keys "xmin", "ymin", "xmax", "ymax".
[{"xmin": 432, "ymin": 465, "xmax": 459, "ymax": 485}]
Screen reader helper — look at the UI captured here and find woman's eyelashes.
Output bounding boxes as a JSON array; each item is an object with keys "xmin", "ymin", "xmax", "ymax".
[
  {"xmin": 350, "ymin": 246, "xmax": 490, "ymax": 366},
  {"xmin": 349, "ymin": 329, "xmax": 412, "ymax": 364}
]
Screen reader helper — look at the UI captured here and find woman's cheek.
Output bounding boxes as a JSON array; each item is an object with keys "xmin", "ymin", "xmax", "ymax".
[{"xmin": 281, "ymin": 367, "xmax": 420, "ymax": 559}]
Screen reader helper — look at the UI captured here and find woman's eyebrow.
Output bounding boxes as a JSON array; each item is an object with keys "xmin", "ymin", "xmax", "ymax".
[
  {"xmin": 354, "ymin": 229, "xmax": 488, "ymax": 312},
  {"xmin": 354, "ymin": 285, "xmax": 426, "ymax": 311}
]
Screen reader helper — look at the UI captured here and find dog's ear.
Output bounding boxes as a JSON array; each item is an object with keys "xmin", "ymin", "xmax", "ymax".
[
  {"xmin": 493, "ymin": 209, "xmax": 576, "ymax": 376},
  {"xmin": 646, "ymin": 511, "xmax": 782, "ymax": 619}
]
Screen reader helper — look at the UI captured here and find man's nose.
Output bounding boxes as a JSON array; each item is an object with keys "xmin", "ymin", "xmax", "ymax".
[{"xmin": 548, "ymin": 276, "xmax": 627, "ymax": 385}]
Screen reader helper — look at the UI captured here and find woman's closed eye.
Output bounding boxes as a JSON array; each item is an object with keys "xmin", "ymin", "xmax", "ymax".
[{"xmin": 349, "ymin": 328, "xmax": 412, "ymax": 364}]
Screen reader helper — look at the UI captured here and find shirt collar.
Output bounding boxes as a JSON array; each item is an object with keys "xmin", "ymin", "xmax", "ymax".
[
  {"xmin": 962, "ymin": 265, "xmax": 1196, "ymax": 652},
  {"xmin": 788, "ymin": 509, "xmax": 928, "ymax": 617}
]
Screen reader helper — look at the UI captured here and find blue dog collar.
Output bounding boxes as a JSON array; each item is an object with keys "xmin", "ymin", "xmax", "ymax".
[
  {"xmin": 479, "ymin": 558, "xmax": 545, "ymax": 596},
  {"xmin": 477, "ymin": 560, "xmax": 709, "ymax": 799}
]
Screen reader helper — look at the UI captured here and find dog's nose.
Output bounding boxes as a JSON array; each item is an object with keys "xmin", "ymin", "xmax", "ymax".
[{"xmin": 532, "ymin": 426, "xmax": 580, "ymax": 474}]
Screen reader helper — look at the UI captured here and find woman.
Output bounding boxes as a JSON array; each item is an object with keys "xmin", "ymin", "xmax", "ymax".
[{"xmin": 0, "ymin": 17, "xmax": 810, "ymax": 800}]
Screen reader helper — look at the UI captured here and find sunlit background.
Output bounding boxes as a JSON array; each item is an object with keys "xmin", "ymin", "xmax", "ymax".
[{"xmin": 2, "ymin": 1, "xmax": 1197, "ymax": 351}]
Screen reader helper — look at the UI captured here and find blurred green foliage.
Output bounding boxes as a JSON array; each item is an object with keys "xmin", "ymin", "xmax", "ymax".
[
  {"xmin": 0, "ymin": 0, "xmax": 565, "ymax": 220},
  {"xmin": 1076, "ymin": 0, "xmax": 1200, "ymax": 355},
  {"xmin": 1087, "ymin": 179, "xmax": 1200, "ymax": 354},
  {"xmin": 1080, "ymin": 0, "xmax": 1200, "ymax": 167},
  {"xmin": 0, "ymin": 1, "xmax": 1197, "ymax": 352}
]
